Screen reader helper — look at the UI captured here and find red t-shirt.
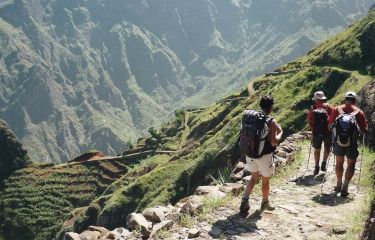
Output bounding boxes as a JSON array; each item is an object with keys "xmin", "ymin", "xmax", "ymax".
[
  {"xmin": 328, "ymin": 104, "xmax": 368, "ymax": 133},
  {"xmin": 307, "ymin": 102, "xmax": 335, "ymax": 134}
]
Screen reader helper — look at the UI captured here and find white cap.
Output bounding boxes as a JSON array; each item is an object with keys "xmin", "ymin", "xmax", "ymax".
[
  {"xmin": 345, "ymin": 91, "xmax": 357, "ymax": 100},
  {"xmin": 312, "ymin": 91, "xmax": 327, "ymax": 101}
]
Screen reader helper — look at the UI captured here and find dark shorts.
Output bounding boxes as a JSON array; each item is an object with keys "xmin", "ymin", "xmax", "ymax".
[
  {"xmin": 312, "ymin": 134, "xmax": 332, "ymax": 149},
  {"xmin": 333, "ymin": 143, "xmax": 359, "ymax": 160}
]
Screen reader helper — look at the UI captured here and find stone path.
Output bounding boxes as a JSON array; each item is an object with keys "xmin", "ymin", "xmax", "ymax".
[{"xmin": 169, "ymin": 144, "xmax": 365, "ymax": 240}]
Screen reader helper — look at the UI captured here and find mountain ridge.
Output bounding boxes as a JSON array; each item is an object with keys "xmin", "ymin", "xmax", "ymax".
[
  {"xmin": 0, "ymin": 0, "xmax": 373, "ymax": 163},
  {"xmin": 0, "ymin": 8, "xmax": 374, "ymax": 240}
]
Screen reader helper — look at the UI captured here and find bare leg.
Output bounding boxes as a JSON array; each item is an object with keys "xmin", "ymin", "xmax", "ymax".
[
  {"xmin": 314, "ymin": 148, "xmax": 321, "ymax": 167},
  {"xmin": 243, "ymin": 171, "xmax": 260, "ymax": 199},
  {"xmin": 335, "ymin": 156, "xmax": 345, "ymax": 188},
  {"xmin": 342, "ymin": 158, "xmax": 356, "ymax": 191},
  {"xmin": 262, "ymin": 176, "xmax": 270, "ymax": 202},
  {"xmin": 322, "ymin": 146, "xmax": 330, "ymax": 162}
]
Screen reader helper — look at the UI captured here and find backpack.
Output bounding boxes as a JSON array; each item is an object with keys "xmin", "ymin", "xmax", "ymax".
[
  {"xmin": 332, "ymin": 107, "xmax": 360, "ymax": 147},
  {"xmin": 311, "ymin": 105, "xmax": 329, "ymax": 137},
  {"xmin": 239, "ymin": 110, "xmax": 273, "ymax": 159}
]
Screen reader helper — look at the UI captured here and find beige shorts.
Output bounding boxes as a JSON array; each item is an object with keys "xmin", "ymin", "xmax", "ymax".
[{"xmin": 246, "ymin": 154, "xmax": 275, "ymax": 177}]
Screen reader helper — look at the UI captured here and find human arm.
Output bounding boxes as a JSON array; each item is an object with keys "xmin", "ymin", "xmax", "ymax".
[
  {"xmin": 357, "ymin": 111, "xmax": 369, "ymax": 134},
  {"xmin": 270, "ymin": 119, "xmax": 283, "ymax": 147},
  {"xmin": 307, "ymin": 109, "xmax": 313, "ymax": 131},
  {"xmin": 328, "ymin": 107, "xmax": 339, "ymax": 129}
]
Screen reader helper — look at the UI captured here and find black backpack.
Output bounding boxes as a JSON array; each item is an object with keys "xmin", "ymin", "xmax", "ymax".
[
  {"xmin": 239, "ymin": 110, "xmax": 273, "ymax": 159},
  {"xmin": 312, "ymin": 105, "xmax": 329, "ymax": 137},
  {"xmin": 333, "ymin": 108, "xmax": 360, "ymax": 147}
]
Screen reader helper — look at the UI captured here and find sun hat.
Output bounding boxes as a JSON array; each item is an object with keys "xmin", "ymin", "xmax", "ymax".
[
  {"xmin": 312, "ymin": 91, "xmax": 327, "ymax": 101},
  {"xmin": 345, "ymin": 91, "xmax": 357, "ymax": 100}
]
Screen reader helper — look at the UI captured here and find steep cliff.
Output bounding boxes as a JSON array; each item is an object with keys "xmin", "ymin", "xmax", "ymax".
[{"xmin": 0, "ymin": 0, "xmax": 372, "ymax": 163}]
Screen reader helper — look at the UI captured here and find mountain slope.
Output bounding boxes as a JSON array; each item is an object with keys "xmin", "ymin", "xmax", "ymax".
[
  {"xmin": 0, "ymin": 0, "xmax": 373, "ymax": 163},
  {"xmin": 0, "ymin": 8, "xmax": 374, "ymax": 240}
]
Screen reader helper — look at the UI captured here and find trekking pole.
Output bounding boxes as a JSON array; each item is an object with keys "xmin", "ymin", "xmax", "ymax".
[
  {"xmin": 357, "ymin": 134, "xmax": 366, "ymax": 191},
  {"xmin": 298, "ymin": 141, "xmax": 312, "ymax": 184},
  {"xmin": 320, "ymin": 147, "xmax": 334, "ymax": 194}
]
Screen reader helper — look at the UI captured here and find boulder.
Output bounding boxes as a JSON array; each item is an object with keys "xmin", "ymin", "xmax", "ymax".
[
  {"xmin": 142, "ymin": 207, "xmax": 166, "ymax": 223},
  {"xmin": 232, "ymin": 170, "xmax": 244, "ymax": 181},
  {"xmin": 276, "ymin": 150, "xmax": 288, "ymax": 158},
  {"xmin": 64, "ymin": 232, "xmax": 81, "ymax": 240},
  {"xmin": 152, "ymin": 220, "xmax": 174, "ymax": 232},
  {"xmin": 126, "ymin": 213, "xmax": 152, "ymax": 237},
  {"xmin": 101, "ymin": 227, "xmax": 131, "ymax": 240},
  {"xmin": 219, "ymin": 183, "xmax": 244, "ymax": 196},
  {"xmin": 88, "ymin": 226, "xmax": 109, "ymax": 237},
  {"xmin": 195, "ymin": 186, "xmax": 226, "ymax": 199},
  {"xmin": 188, "ymin": 228, "xmax": 201, "ymax": 238},
  {"xmin": 232, "ymin": 162, "xmax": 245, "ymax": 174},
  {"xmin": 179, "ymin": 195, "xmax": 204, "ymax": 215},
  {"xmin": 79, "ymin": 230, "xmax": 101, "ymax": 240}
]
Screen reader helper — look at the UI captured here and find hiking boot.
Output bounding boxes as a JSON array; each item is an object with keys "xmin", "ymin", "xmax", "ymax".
[
  {"xmin": 239, "ymin": 198, "xmax": 250, "ymax": 213},
  {"xmin": 313, "ymin": 165, "xmax": 320, "ymax": 175},
  {"xmin": 340, "ymin": 190, "xmax": 349, "ymax": 198},
  {"xmin": 261, "ymin": 200, "xmax": 275, "ymax": 211},
  {"xmin": 333, "ymin": 185, "xmax": 342, "ymax": 192},
  {"xmin": 321, "ymin": 161, "xmax": 327, "ymax": 172}
]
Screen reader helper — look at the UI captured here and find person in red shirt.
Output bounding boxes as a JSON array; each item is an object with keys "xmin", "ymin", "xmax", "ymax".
[
  {"xmin": 307, "ymin": 91, "xmax": 335, "ymax": 175},
  {"xmin": 328, "ymin": 91, "xmax": 368, "ymax": 197}
]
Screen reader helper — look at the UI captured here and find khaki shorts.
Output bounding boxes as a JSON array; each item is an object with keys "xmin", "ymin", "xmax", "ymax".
[{"xmin": 246, "ymin": 153, "xmax": 275, "ymax": 177}]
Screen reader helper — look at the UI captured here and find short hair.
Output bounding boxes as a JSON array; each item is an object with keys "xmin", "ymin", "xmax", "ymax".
[{"xmin": 260, "ymin": 95, "xmax": 274, "ymax": 110}]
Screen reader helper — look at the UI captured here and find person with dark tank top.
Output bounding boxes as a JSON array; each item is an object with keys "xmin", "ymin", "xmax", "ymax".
[{"xmin": 240, "ymin": 96, "xmax": 283, "ymax": 213}]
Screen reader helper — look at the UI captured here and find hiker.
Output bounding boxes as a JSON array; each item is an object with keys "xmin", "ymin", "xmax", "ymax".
[
  {"xmin": 307, "ymin": 91, "xmax": 335, "ymax": 175},
  {"xmin": 239, "ymin": 96, "xmax": 283, "ymax": 213},
  {"xmin": 329, "ymin": 92, "xmax": 368, "ymax": 197}
]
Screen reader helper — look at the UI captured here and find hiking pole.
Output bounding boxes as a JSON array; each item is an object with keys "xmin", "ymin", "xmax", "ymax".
[
  {"xmin": 298, "ymin": 141, "xmax": 312, "ymax": 184},
  {"xmin": 357, "ymin": 134, "xmax": 366, "ymax": 191},
  {"xmin": 320, "ymin": 147, "xmax": 334, "ymax": 194}
]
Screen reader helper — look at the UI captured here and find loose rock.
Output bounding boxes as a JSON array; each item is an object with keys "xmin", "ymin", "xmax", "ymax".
[
  {"xmin": 79, "ymin": 230, "xmax": 101, "ymax": 240},
  {"xmin": 188, "ymin": 228, "xmax": 201, "ymax": 238},
  {"xmin": 142, "ymin": 207, "xmax": 166, "ymax": 223},
  {"xmin": 126, "ymin": 213, "xmax": 152, "ymax": 236},
  {"xmin": 64, "ymin": 232, "xmax": 81, "ymax": 240}
]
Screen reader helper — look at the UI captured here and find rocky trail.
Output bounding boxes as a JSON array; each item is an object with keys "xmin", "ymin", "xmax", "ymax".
[{"xmin": 65, "ymin": 133, "xmax": 368, "ymax": 240}]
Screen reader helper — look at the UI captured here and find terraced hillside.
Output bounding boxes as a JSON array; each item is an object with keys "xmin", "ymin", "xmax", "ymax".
[
  {"xmin": 0, "ymin": 8, "xmax": 374, "ymax": 240},
  {"xmin": 0, "ymin": 158, "xmax": 136, "ymax": 240}
]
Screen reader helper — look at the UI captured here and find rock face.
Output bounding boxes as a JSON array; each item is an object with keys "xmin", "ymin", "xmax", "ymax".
[{"xmin": 0, "ymin": 0, "xmax": 372, "ymax": 163}]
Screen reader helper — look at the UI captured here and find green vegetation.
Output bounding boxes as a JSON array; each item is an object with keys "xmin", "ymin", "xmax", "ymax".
[
  {"xmin": 0, "ymin": 119, "xmax": 30, "ymax": 183},
  {"xmin": 0, "ymin": 8, "xmax": 374, "ymax": 240},
  {"xmin": 346, "ymin": 148, "xmax": 375, "ymax": 239}
]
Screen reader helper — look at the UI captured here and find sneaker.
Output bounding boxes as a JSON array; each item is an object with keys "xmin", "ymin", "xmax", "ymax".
[
  {"xmin": 313, "ymin": 165, "xmax": 320, "ymax": 175},
  {"xmin": 261, "ymin": 200, "xmax": 275, "ymax": 211},
  {"xmin": 321, "ymin": 161, "xmax": 327, "ymax": 172},
  {"xmin": 239, "ymin": 198, "xmax": 250, "ymax": 213}
]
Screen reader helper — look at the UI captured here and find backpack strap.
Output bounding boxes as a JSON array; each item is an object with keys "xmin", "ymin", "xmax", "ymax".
[
  {"xmin": 350, "ymin": 109, "xmax": 360, "ymax": 116},
  {"xmin": 337, "ymin": 106, "xmax": 345, "ymax": 115}
]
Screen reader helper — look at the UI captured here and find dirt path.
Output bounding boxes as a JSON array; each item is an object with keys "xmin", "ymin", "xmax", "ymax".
[{"xmin": 170, "ymin": 144, "xmax": 366, "ymax": 239}]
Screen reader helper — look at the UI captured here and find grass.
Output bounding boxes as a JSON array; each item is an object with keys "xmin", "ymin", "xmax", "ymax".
[{"xmin": 346, "ymin": 148, "xmax": 375, "ymax": 239}]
